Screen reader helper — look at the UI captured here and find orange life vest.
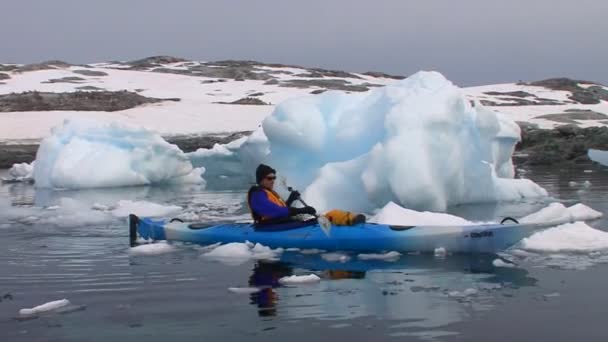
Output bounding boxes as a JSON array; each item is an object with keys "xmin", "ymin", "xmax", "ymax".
[{"xmin": 247, "ymin": 185, "xmax": 287, "ymax": 223}]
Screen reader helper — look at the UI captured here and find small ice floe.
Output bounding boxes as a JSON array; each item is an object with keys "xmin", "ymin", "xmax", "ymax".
[
  {"xmin": 434, "ymin": 247, "xmax": 447, "ymax": 257},
  {"xmin": 300, "ymin": 248, "xmax": 325, "ymax": 254},
  {"xmin": 543, "ymin": 292, "xmax": 561, "ymax": 298},
  {"xmin": 285, "ymin": 248, "xmax": 300, "ymax": 252},
  {"xmin": 111, "ymin": 200, "xmax": 182, "ymax": 218},
  {"xmin": 521, "ymin": 202, "xmax": 602, "ymax": 224},
  {"xmin": 448, "ymin": 288, "xmax": 478, "ymax": 298},
  {"xmin": 19, "ymin": 299, "xmax": 70, "ymax": 316},
  {"xmin": 202, "ymin": 242, "xmax": 283, "ymax": 265},
  {"xmin": 492, "ymin": 258, "xmax": 516, "ymax": 268},
  {"xmin": 1, "ymin": 162, "xmax": 35, "ymax": 183},
  {"xmin": 568, "ymin": 181, "xmax": 578, "ymax": 187},
  {"xmin": 584, "ymin": 170, "xmax": 593, "ymax": 173},
  {"xmin": 321, "ymin": 252, "xmax": 351, "ymax": 263},
  {"xmin": 278, "ymin": 274, "xmax": 321, "ymax": 285},
  {"xmin": 582, "ymin": 180, "xmax": 592, "ymax": 188},
  {"xmin": 227, "ymin": 287, "xmax": 261, "ymax": 294},
  {"xmin": 129, "ymin": 241, "xmax": 177, "ymax": 256},
  {"xmin": 520, "ymin": 222, "xmax": 608, "ymax": 253},
  {"xmin": 358, "ymin": 251, "xmax": 402, "ymax": 261}
]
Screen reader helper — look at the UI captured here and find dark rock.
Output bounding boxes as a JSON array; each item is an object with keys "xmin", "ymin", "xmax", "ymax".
[
  {"xmin": 0, "ymin": 64, "xmax": 19, "ymax": 72},
  {"xmin": 534, "ymin": 110, "xmax": 608, "ymax": 124},
  {"xmin": 126, "ymin": 56, "xmax": 188, "ymax": 70},
  {"xmin": 42, "ymin": 76, "xmax": 86, "ymax": 84},
  {"xmin": 362, "ymin": 71, "xmax": 405, "ymax": 80},
  {"xmin": 166, "ymin": 131, "xmax": 251, "ymax": 153},
  {"xmin": 217, "ymin": 97, "xmax": 269, "ymax": 105},
  {"xmin": 76, "ymin": 86, "xmax": 105, "ymax": 91},
  {"xmin": 0, "ymin": 144, "xmax": 38, "ymax": 168},
  {"xmin": 523, "ymin": 78, "xmax": 608, "ymax": 105},
  {"xmin": 484, "ymin": 91, "xmax": 535, "ymax": 98},
  {"xmin": 248, "ymin": 92, "xmax": 264, "ymax": 97},
  {"xmin": 16, "ymin": 60, "xmax": 72, "ymax": 72},
  {"xmin": 0, "ymin": 91, "xmax": 179, "ymax": 113},
  {"xmin": 279, "ymin": 79, "xmax": 369, "ymax": 92},
  {"xmin": 516, "ymin": 124, "xmax": 608, "ymax": 166},
  {"xmin": 311, "ymin": 89, "xmax": 326, "ymax": 94},
  {"xmin": 0, "ymin": 72, "xmax": 10, "ymax": 80},
  {"xmin": 264, "ymin": 79, "xmax": 279, "ymax": 85},
  {"xmin": 72, "ymin": 69, "xmax": 108, "ymax": 77}
]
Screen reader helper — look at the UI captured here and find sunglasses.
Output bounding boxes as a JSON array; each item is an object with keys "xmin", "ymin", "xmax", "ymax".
[{"xmin": 265, "ymin": 176, "xmax": 277, "ymax": 181}]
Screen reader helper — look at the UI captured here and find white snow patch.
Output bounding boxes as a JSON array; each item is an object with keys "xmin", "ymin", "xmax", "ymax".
[
  {"xmin": 358, "ymin": 251, "xmax": 402, "ymax": 261},
  {"xmin": 19, "ymin": 299, "xmax": 70, "ymax": 315},
  {"xmin": 434, "ymin": 247, "xmax": 447, "ymax": 257},
  {"xmin": 278, "ymin": 274, "xmax": 321, "ymax": 285}
]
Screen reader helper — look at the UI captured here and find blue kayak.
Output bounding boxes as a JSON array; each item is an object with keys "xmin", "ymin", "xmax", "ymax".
[{"xmin": 129, "ymin": 214, "xmax": 560, "ymax": 254}]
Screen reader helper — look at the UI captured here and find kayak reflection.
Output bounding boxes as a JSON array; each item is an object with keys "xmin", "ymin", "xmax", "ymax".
[{"xmin": 246, "ymin": 252, "xmax": 537, "ymax": 319}]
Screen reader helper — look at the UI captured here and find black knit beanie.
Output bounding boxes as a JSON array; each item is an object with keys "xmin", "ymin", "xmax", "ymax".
[{"xmin": 256, "ymin": 164, "xmax": 276, "ymax": 184}]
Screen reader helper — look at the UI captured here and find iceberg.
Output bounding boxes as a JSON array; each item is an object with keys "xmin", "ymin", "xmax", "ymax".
[
  {"xmin": 194, "ymin": 71, "xmax": 547, "ymax": 212},
  {"xmin": 34, "ymin": 119, "xmax": 205, "ymax": 189}
]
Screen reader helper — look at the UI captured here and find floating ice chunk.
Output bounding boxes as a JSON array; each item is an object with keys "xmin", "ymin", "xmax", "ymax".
[
  {"xmin": 19, "ymin": 299, "xmax": 70, "ymax": 316},
  {"xmin": 279, "ymin": 274, "xmax": 321, "ymax": 285},
  {"xmin": 543, "ymin": 292, "xmax": 561, "ymax": 298},
  {"xmin": 2, "ymin": 162, "xmax": 35, "ymax": 183},
  {"xmin": 228, "ymin": 287, "xmax": 261, "ymax": 294},
  {"xmin": 34, "ymin": 118, "xmax": 204, "ymax": 189},
  {"xmin": 202, "ymin": 242, "xmax": 283, "ymax": 265},
  {"xmin": 520, "ymin": 222, "xmax": 608, "ymax": 253},
  {"xmin": 568, "ymin": 181, "xmax": 578, "ymax": 187},
  {"xmin": 111, "ymin": 200, "xmax": 182, "ymax": 218},
  {"xmin": 434, "ymin": 247, "xmax": 447, "ymax": 257},
  {"xmin": 39, "ymin": 197, "xmax": 112, "ymax": 227},
  {"xmin": 129, "ymin": 241, "xmax": 177, "ymax": 256},
  {"xmin": 448, "ymin": 288, "xmax": 478, "ymax": 298},
  {"xmin": 300, "ymin": 248, "xmax": 325, "ymax": 254},
  {"xmin": 582, "ymin": 181, "xmax": 592, "ymax": 188},
  {"xmin": 521, "ymin": 202, "xmax": 602, "ymax": 224},
  {"xmin": 321, "ymin": 252, "xmax": 351, "ymax": 263},
  {"xmin": 588, "ymin": 149, "xmax": 608, "ymax": 166},
  {"xmin": 358, "ymin": 251, "xmax": 402, "ymax": 261},
  {"xmin": 492, "ymin": 258, "xmax": 516, "ymax": 268},
  {"xmin": 369, "ymin": 202, "xmax": 472, "ymax": 226}
]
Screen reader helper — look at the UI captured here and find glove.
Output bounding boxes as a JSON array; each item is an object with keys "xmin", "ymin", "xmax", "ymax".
[
  {"xmin": 286, "ymin": 191, "xmax": 301, "ymax": 206},
  {"xmin": 289, "ymin": 206, "xmax": 317, "ymax": 216},
  {"xmin": 300, "ymin": 206, "xmax": 317, "ymax": 216}
]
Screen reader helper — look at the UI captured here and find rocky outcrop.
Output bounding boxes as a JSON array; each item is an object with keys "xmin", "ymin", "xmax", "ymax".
[
  {"xmin": 0, "ymin": 91, "xmax": 179, "ymax": 112},
  {"xmin": 515, "ymin": 124, "xmax": 608, "ymax": 165},
  {"xmin": 72, "ymin": 69, "xmax": 108, "ymax": 77}
]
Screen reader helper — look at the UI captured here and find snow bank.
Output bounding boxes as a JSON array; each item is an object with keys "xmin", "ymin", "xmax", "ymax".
[
  {"xmin": 369, "ymin": 202, "xmax": 472, "ymax": 226},
  {"xmin": 34, "ymin": 118, "xmax": 205, "ymax": 189},
  {"xmin": 196, "ymin": 71, "xmax": 547, "ymax": 211},
  {"xmin": 202, "ymin": 242, "xmax": 283, "ymax": 265},
  {"xmin": 111, "ymin": 200, "xmax": 182, "ymax": 217},
  {"xmin": 588, "ymin": 149, "xmax": 608, "ymax": 166},
  {"xmin": 521, "ymin": 203, "xmax": 602, "ymax": 224},
  {"xmin": 2, "ymin": 162, "xmax": 35, "ymax": 182},
  {"xmin": 19, "ymin": 299, "xmax": 70, "ymax": 315},
  {"xmin": 278, "ymin": 274, "xmax": 321, "ymax": 285},
  {"xmin": 520, "ymin": 222, "xmax": 608, "ymax": 253}
]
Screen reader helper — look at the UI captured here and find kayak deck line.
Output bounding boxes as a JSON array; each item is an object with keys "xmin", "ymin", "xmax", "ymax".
[{"xmin": 128, "ymin": 214, "xmax": 567, "ymax": 254}]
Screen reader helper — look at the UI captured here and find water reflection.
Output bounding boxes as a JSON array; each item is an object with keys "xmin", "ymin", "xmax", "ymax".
[{"xmin": 245, "ymin": 253, "xmax": 537, "ymax": 325}]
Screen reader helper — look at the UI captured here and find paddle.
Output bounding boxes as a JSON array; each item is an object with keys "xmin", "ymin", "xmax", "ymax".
[{"xmin": 280, "ymin": 178, "xmax": 332, "ymax": 236}]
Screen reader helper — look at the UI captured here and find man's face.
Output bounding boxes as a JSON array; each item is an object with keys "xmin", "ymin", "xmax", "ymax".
[{"xmin": 260, "ymin": 173, "xmax": 276, "ymax": 190}]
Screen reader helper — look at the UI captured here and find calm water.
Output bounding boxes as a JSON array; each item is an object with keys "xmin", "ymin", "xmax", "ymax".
[{"xmin": 1, "ymin": 164, "xmax": 608, "ymax": 341}]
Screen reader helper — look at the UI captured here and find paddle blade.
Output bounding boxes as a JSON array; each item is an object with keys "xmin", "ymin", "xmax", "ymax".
[{"xmin": 319, "ymin": 216, "xmax": 332, "ymax": 237}]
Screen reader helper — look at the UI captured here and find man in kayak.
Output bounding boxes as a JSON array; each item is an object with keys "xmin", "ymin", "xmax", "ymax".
[{"xmin": 247, "ymin": 164, "xmax": 365, "ymax": 225}]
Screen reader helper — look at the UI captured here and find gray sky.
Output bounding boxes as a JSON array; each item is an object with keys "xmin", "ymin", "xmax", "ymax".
[{"xmin": 1, "ymin": 0, "xmax": 606, "ymax": 86}]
